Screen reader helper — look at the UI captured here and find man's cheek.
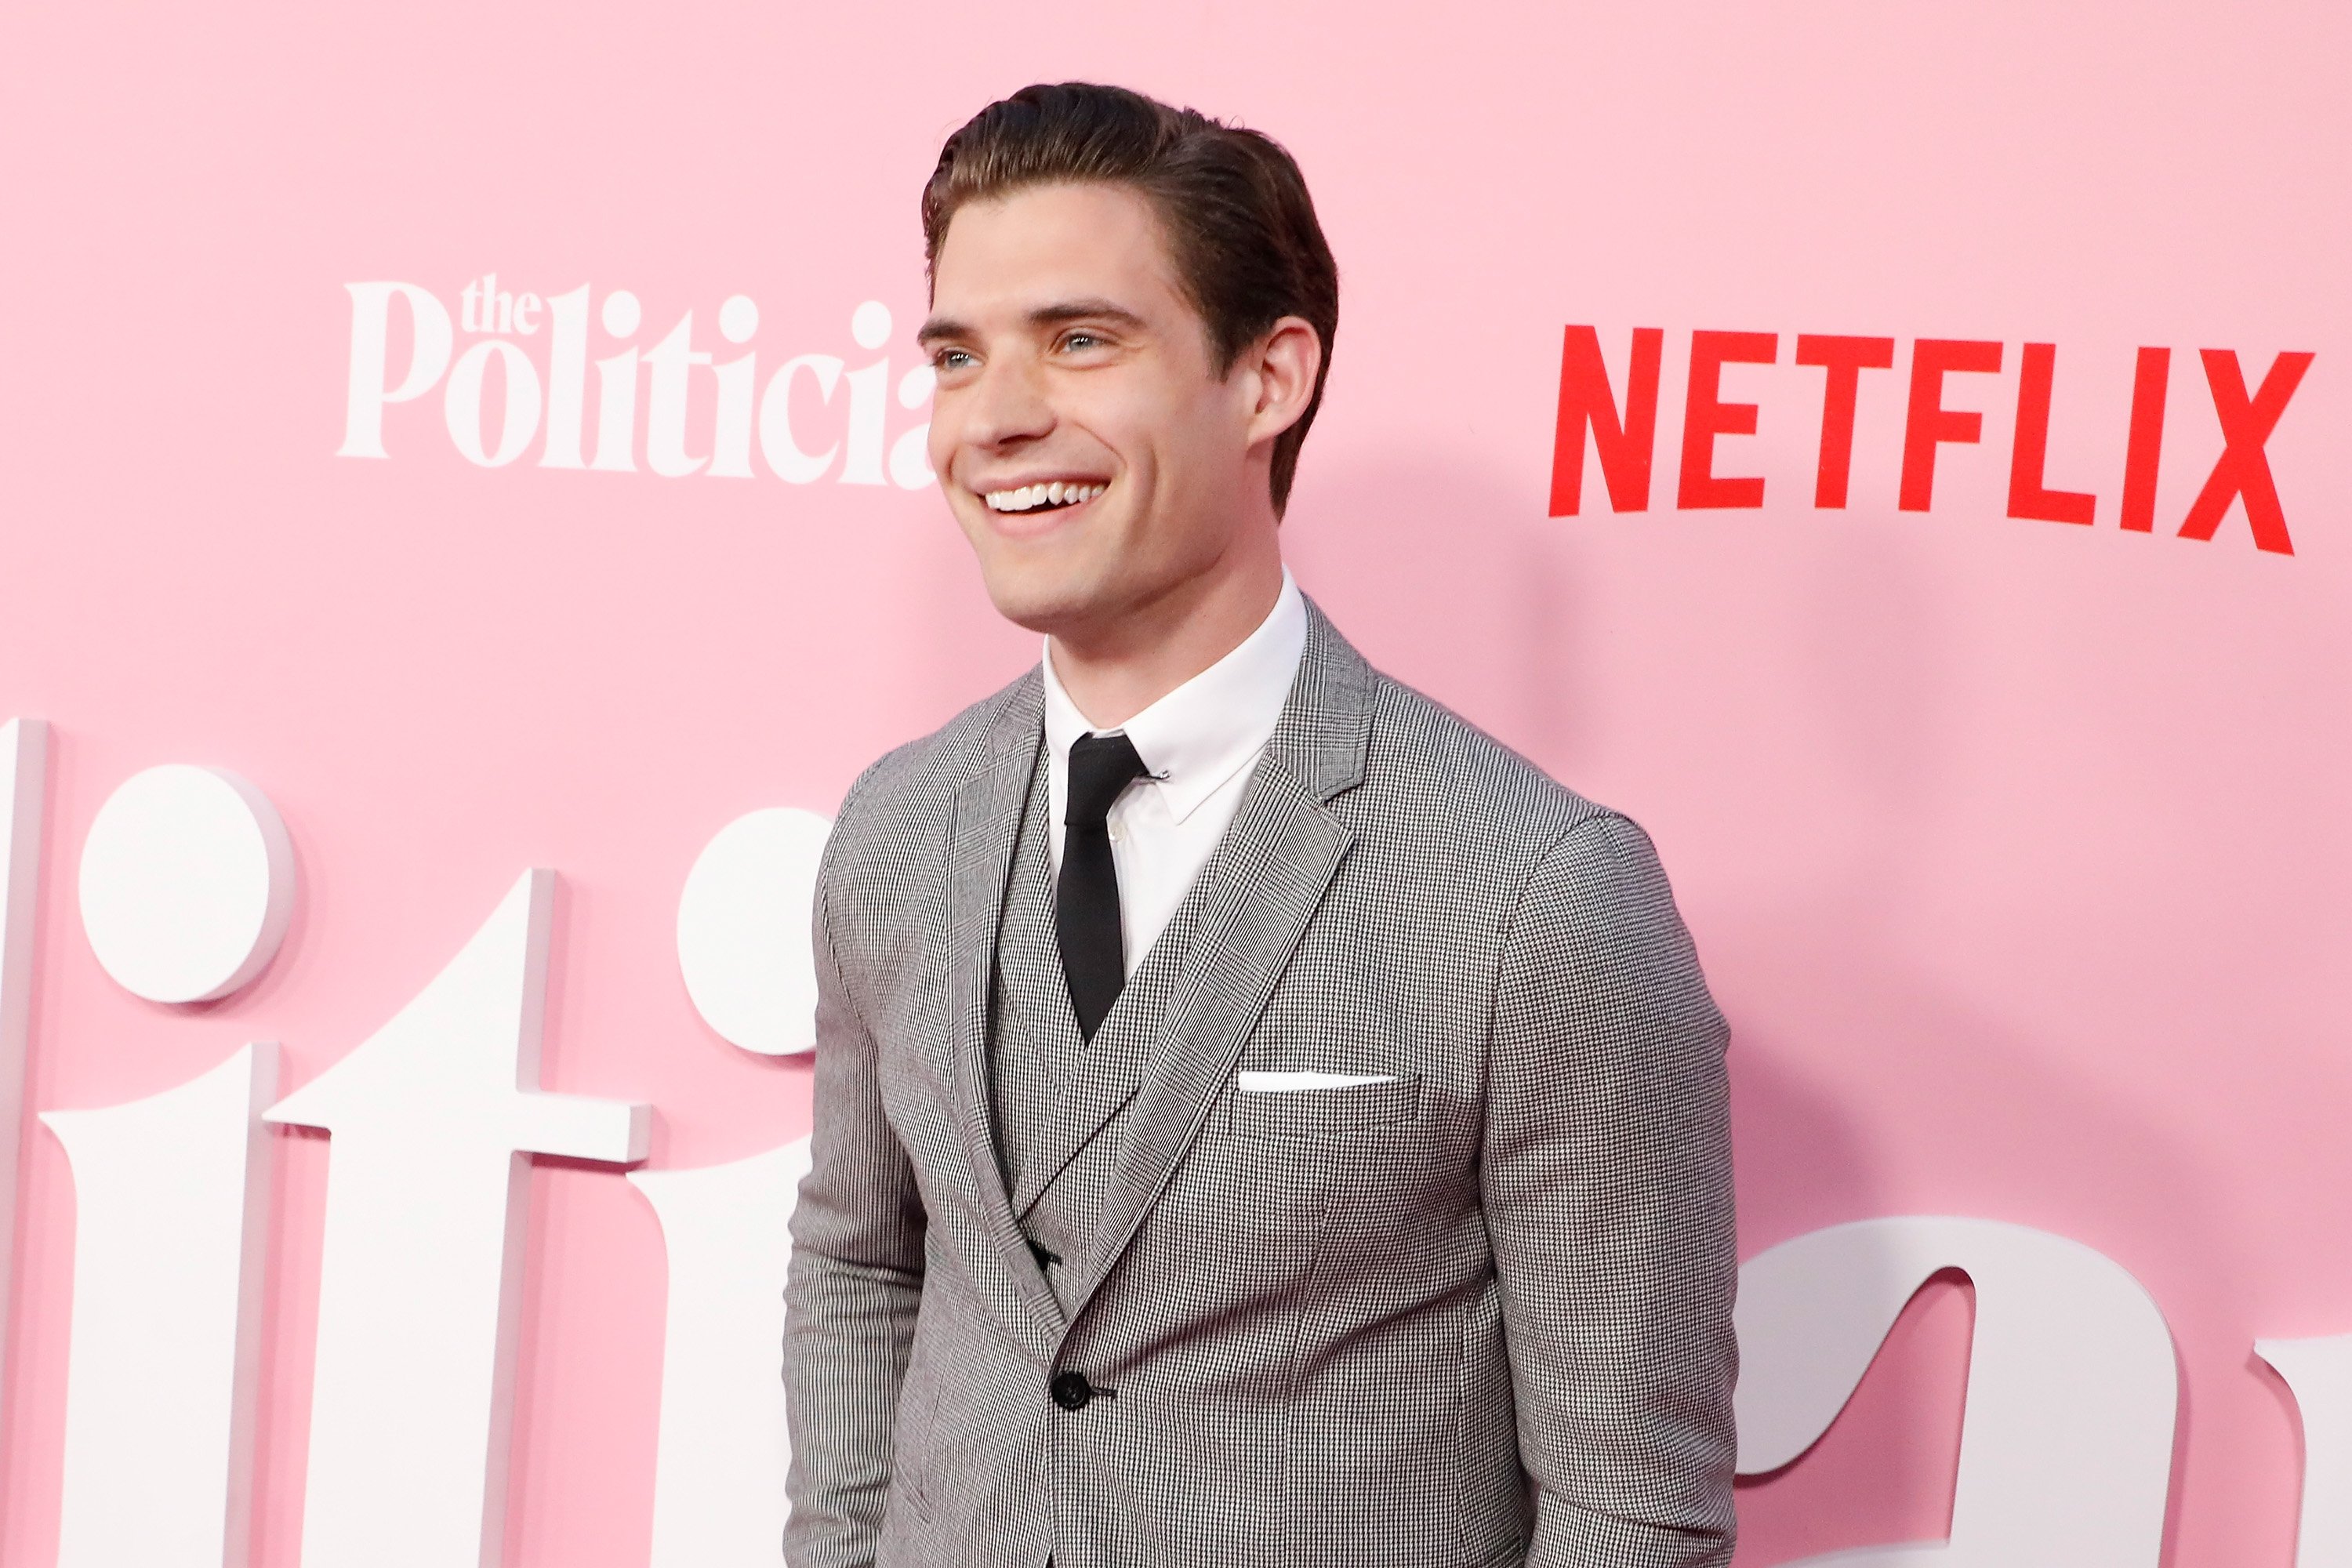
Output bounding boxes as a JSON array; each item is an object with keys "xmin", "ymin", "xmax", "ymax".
[{"xmin": 925, "ymin": 416, "xmax": 959, "ymax": 488}]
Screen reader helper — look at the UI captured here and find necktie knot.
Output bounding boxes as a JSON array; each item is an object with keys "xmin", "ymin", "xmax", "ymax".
[{"xmin": 1065, "ymin": 731, "xmax": 1148, "ymax": 827}]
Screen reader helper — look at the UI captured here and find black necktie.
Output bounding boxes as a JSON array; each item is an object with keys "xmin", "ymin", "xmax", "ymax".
[{"xmin": 1058, "ymin": 731, "xmax": 1149, "ymax": 1040}]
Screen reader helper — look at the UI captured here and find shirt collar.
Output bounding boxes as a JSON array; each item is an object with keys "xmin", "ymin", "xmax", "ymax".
[{"xmin": 1041, "ymin": 568, "xmax": 1308, "ymax": 824}]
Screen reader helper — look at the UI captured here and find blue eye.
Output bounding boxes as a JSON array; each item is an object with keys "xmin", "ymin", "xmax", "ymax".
[
  {"xmin": 934, "ymin": 348, "xmax": 975, "ymax": 372},
  {"xmin": 1062, "ymin": 332, "xmax": 1100, "ymax": 352}
]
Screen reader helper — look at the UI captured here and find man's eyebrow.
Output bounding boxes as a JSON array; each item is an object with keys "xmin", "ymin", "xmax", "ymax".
[
  {"xmin": 917, "ymin": 299, "xmax": 1149, "ymax": 350},
  {"xmin": 1029, "ymin": 298, "xmax": 1147, "ymax": 332},
  {"xmin": 916, "ymin": 315, "xmax": 971, "ymax": 348}
]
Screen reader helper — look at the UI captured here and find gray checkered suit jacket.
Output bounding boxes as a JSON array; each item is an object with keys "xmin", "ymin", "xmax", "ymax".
[{"xmin": 784, "ymin": 601, "xmax": 1737, "ymax": 1567}]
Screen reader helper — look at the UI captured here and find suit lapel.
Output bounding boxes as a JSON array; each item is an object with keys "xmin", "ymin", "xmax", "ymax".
[
  {"xmin": 1058, "ymin": 600, "xmax": 1376, "ymax": 1322},
  {"xmin": 1005, "ymin": 947, "xmax": 1141, "ymax": 1220},
  {"xmin": 941, "ymin": 674, "xmax": 1065, "ymax": 1342},
  {"xmin": 998, "ymin": 763, "xmax": 1139, "ymax": 1219}
]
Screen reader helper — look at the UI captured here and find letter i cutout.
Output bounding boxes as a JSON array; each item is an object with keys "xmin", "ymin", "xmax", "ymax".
[
  {"xmin": 0, "ymin": 719, "xmax": 43, "ymax": 1437},
  {"xmin": 47, "ymin": 1044, "xmax": 279, "ymax": 1568},
  {"xmin": 267, "ymin": 870, "xmax": 650, "ymax": 1568},
  {"xmin": 630, "ymin": 1139, "xmax": 811, "ymax": 1566}
]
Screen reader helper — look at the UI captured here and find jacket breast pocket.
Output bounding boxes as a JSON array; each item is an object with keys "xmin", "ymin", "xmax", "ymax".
[{"xmin": 1232, "ymin": 1073, "xmax": 1424, "ymax": 1143}]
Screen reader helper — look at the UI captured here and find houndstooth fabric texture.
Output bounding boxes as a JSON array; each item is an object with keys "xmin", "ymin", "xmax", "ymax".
[
  {"xmin": 784, "ymin": 600, "xmax": 1737, "ymax": 1568},
  {"xmin": 989, "ymin": 749, "xmax": 1213, "ymax": 1324}
]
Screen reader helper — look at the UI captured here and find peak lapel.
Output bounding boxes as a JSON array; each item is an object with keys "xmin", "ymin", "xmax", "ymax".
[
  {"xmin": 1058, "ymin": 601, "xmax": 1378, "ymax": 1321},
  {"xmin": 941, "ymin": 674, "xmax": 1065, "ymax": 1343}
]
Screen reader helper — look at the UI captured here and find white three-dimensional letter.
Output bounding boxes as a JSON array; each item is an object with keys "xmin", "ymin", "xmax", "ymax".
[
  {"xmin": 0, "ymin": 717, "xmax": 45, "ymax": 1444},
  {"xmin": 46, "ymin": 1043, "xmax": 278, "ymax": 1567},
  {"xmin": 267, "ymin": 870, "xmax": 649, "ymax": 1568},
  {"xmin": 1736, "ymin": 1216, "xmax": 2177, "ymax": 1566},
  {"xmin": 2256, "ymin": 1334, "xmax": 2352, "ymax": 1566},
  {"xmin": 629, "ymin": 1137, "xmax": 811, "ymax": 1566}
]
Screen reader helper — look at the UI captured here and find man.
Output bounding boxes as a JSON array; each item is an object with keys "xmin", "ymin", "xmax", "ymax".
[{"xmin": 784, "ymin": 82, "xmax": 1737, "ymax": 1568}]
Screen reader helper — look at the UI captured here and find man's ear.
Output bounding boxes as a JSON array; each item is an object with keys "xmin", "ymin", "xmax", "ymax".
[{"xmin": 1242, "ymin": 316, "xmax": 1323, "ymax": 448}]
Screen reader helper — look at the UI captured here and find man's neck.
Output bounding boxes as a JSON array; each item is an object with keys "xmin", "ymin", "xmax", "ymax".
[{"xmin": 1047, "ymin": 549, "xmax": 1287, "ymax": 731}]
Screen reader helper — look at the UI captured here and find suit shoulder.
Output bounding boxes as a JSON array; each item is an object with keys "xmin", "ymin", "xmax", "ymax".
[
  {"xmin": 832, "ymin": 670, "xmax": 1036, "ymax": 848},
  {"xmin": 1359, "ymin": 670, "xmax": 1621, "ymax": 857},
  {"xmin": 818, "ymin": 670, "xmax": 1036, "ymax": 970}
]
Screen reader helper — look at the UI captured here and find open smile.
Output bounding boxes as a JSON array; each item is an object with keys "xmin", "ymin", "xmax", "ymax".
[{"xmin": 983, "ymin": 481, "xmax": 1107, "ymax": 514}]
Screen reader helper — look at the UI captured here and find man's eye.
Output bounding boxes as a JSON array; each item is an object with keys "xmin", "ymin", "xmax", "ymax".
[
  {"xmin": 933, "ymin": 348, "xmax": 975, "ymax": 372},
  {"xmin": 1060, "ymin": 332, "xmax": 1101, "ymax": 352}
]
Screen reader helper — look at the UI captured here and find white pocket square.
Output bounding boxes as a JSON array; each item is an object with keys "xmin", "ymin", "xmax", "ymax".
[{"xmin": 1236, "ymin": 1070, "xmax": 1400, "ymax": 1092}]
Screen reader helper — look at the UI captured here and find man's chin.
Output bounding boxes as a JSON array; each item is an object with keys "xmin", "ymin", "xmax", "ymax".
[
  {"xmin": 982, "ymin": 583, "xmax": 1095, "ymax": 639},
  {"xmin": 975, "ymin": 566, "xmax": 1127, "ymax": 642}
]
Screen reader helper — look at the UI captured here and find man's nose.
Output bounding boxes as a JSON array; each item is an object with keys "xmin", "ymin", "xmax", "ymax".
[{"xmin": 962, "ymin": 357, "xmax": 1054, "ymax": 448}]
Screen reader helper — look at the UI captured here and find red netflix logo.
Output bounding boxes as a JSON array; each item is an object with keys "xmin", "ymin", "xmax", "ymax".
[{"xmin": 1549, "ymin": 328, "xmax": 2315, "ymax": 555}]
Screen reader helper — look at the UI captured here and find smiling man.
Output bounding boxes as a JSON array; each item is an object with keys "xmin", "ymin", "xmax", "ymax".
[{"xmin": 783, "ymin": 83, "xmax": 1738, "ymax": 1568}]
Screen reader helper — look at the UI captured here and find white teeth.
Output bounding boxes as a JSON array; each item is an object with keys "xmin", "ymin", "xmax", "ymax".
[{"xmin": 983, "ymin": 482, "xmax": 1104, "ymax": 512}]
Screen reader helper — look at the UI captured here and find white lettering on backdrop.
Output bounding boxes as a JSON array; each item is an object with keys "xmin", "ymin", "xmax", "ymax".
[
  {"xmin": 0, "ymin": 717, "xmax": 43, "ymax": 1455},
  {"xmin": 19, "ymin": 729, "xmax": 2348, "ymax": 1563},
  {"xmin": 2256, "ymin": 1337, "xmax": 2352, "ymax": 1566},
  {"xmin": 338, "ymin": 281, "xmax": 937, "ymax": 489},
  {"xmin": 675, "ymin": 806, "xmax": 832, "ymax": 1057},
  {"xmin": 1736, "ymin": 1217, "xmax": 2179, "ymax": 1565},
  {"xmin": 265, "ymin": 871, "xmax": 651, "ymax": 1568},
  {"xmin": 45, "ymin": 1044, "xmax": 279, "ymax": 1568},
  {"xmin": 629, "ymin": 1138, "xmax": 812, "ymax": 1566},
  {"xmin": 78, "ymin": 763, "xmax": 296, "ymax": 1004}
]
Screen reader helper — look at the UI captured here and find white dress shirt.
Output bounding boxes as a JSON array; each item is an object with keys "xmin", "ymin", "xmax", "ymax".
[{"xmin": 1042, "ymin": 568, "xmax": 1308, "ymax": 978}]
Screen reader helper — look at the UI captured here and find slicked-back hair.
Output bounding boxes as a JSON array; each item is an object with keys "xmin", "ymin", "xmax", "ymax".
[{"xmin": 921, "ymin": 82, "xmax": 1339, "ymax": 515}]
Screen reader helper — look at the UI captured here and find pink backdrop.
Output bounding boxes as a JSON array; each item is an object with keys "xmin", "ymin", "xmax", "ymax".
[{"xmin": 2, "ymin": 2, "xmax": 2345, "ymax": 1562}]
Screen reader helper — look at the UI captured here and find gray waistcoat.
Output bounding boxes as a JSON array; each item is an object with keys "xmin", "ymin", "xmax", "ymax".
[{"xmin": 987, "ymin": 752, "xmax": 1203, "ymax": 1319}]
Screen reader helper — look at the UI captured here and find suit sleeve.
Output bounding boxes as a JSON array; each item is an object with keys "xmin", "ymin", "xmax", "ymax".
[
  {"xmin": 783, "ymin": 796, "xmax": 930, "ymax": 1568},
  {"xmin": 1481, "ymin": 812, "xmax": 1738, "ymax": 1567}
]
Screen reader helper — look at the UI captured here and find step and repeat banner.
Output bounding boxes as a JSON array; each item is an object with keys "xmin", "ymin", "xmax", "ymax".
[{"xmin": 0, "ymin": 3, "xmax": 2343, "ymax": 1565}]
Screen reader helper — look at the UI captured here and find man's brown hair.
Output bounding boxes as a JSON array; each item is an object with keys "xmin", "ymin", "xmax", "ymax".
[{"xmin": 921, "ymin": 82, "xmax": 1339, "ymax": 514}]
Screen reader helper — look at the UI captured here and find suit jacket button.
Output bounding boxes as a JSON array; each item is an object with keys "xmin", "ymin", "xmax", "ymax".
[{"xmin": 1049, "ymin": 1371, "xmax": 1094, "ymax": 1411}]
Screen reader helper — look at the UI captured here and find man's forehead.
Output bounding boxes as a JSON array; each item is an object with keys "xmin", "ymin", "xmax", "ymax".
[{"xmin": 927, "ymin": 183, "xmax": 1183, "ymax": 321}]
